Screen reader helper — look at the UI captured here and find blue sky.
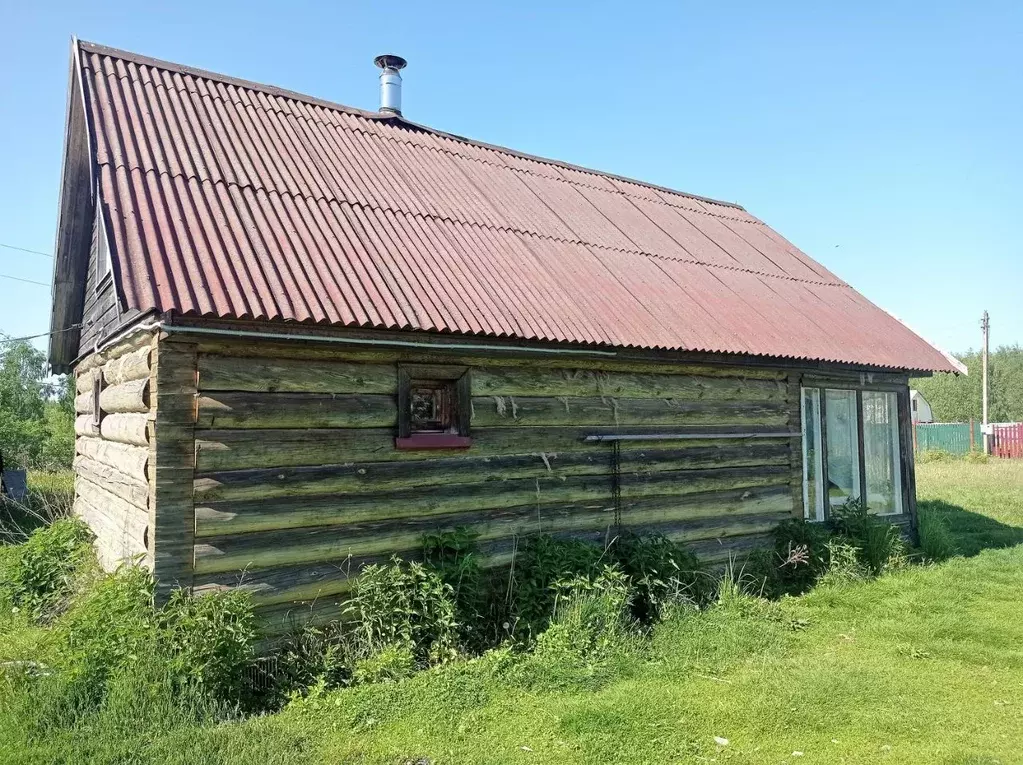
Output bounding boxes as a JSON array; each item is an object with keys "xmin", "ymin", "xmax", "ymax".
[{"xmin": 1, "ymin": 1, "xmax": 1020, "ymax": 359}]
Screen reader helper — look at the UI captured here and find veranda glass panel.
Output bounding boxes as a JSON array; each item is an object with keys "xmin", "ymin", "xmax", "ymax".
[
  {"xmin": 825, "ymin": 389, "xmax": 860, "ymax": 509},
  {"xmin": 863, "ymin": 391, "xmax": 903, "ymax": 515},
  {"xmin": 801, "ymin": 388, "xmax": 825, "ymax": 521}
]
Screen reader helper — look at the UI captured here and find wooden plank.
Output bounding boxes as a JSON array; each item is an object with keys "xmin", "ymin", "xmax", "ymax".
[
  {"xmin": 193, "ymin": 392, "xmax": 787, "ymax": 431},
  {"xmin": 193, "ymin": 442, "xmax": 790, "ymax": 502},
  {"xmin": 100, "ymin": 378, "xmax": 150, "ymax": 414},
  {"xmin": 194, "ymin": 494, "xmax": 792, "ymax": 576},
  {"xmin": 196, "ymin": 392, "xmax": 396, "ymax": 429},
  {"xmin": 76, "ymin": 437, "xmax": 149, "ymax": 481},
  {"xmin": 856, "ymin": 389, "xmax": 868, "ymax": 507},
  {"xmin": 193, "ymin": 465, "xmax": 790, "ymax": 539},
  {"xmin": 102, "ymin": 346, "xmax": 151, "ymax": 386},
  {"xmin": 472, "ymin": 367, "xmax": 787, "ymax": 401},
  {"xmin": 194, "ymin": 487, "xmax": 792, "ymax": 603},
  {"xmin": 897, "ymin": 386, "xmax": 918, "ymax": 535},
  {"xmin": 100, "ymin": 413, "xmax": 150, "ymax": 447},
  {"xmin": 74, "ymin": 455, "xmax": 149, "ymax": 510},
  {"xmin": 191, "ymin": 337, "xmax": 787, "ymax": 380},
  {"xmin": 471, "ymin": 396, "xmax": 788, "ymax": 428},
  {"xmin": 149, "ymin": 337, "xmax": 198, "ymax": 601},
  {"xmin": 195, "ymin": 425, "xmax": 792, "ymax": 472},
  {"xmin": 197, "ymin": 354, "xmax": 398, "ymax": 394}
]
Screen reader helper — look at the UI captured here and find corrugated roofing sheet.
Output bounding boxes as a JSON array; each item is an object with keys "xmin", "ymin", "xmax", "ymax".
[{"xmin": 76, "ymin": 40, "xmax": 958, "ymax": 373}]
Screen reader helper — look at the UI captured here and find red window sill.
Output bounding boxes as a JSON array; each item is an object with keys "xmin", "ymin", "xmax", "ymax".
[{"xmin": 395, "ymin": 434, "xmax": 473, "ymax": 450}]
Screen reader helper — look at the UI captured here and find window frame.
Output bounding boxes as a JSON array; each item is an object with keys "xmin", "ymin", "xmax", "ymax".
[
  {"xmin": 396, "ymin": 364, "xmax": 472, "ymax": 450},
  {"xmin": 801, "ymin": 381, "xmax": 910, "ymax": 521}
]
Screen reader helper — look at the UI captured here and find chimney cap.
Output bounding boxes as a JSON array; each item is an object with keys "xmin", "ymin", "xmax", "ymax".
[{"xmin": 374, "ymin": 54, "xmax": 407, "ymax": 71}]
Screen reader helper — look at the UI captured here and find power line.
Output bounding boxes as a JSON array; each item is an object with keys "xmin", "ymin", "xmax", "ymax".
[
  {"xmin": 0, "ymin": 242, "xmax": 52, "ymax": 258},
  {"xmin": 0, "ymin": 324, "xmax": 82, "ymax": 345},
  {"xmin": 0, "ymin": 273, "xmax": 49, "ymax": 287}
]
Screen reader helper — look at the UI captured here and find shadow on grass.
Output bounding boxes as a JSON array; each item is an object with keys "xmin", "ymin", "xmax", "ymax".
[{"xmin": 920, "ymin": 499, "xmax": 1023, "ymax": 557}]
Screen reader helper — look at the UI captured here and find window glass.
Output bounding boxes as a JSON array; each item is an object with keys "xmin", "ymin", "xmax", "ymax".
[
  {"xmin": 410, "ymin": 381, "xmax": 456, "ymax": 433},
  {"xmin": 825, "ymin": 389, "xmax": 860, "ymax": 509},
  {"xmin": 801, "ymin": 388, "xmax": 825, "ymax": 521},
  {"xmin": 863, "ymin": 391, "xmax": 903, "ymax": 515}
]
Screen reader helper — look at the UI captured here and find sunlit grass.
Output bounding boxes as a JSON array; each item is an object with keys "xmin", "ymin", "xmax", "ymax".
[{"xmin": 3, "ymin": 461, "xmax": 1022, "ymax": 764}]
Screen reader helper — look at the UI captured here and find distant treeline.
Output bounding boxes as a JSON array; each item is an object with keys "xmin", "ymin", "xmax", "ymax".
[{"xmin": 913, "ymin": 345, "xmax": 1023, "ymax": 424}]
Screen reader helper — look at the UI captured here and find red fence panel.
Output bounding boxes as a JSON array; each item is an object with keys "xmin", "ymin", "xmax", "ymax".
[{"xmin": 991, "ymin": 423, "xmax": 1023, "ymax": 459}]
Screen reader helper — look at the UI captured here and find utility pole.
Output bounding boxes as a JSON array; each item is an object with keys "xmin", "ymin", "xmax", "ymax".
[{"xmin": 981, "ymin": 310, "xmax": 990, "ymax": 454}]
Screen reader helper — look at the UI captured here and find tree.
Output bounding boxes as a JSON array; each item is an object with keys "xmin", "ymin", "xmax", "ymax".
[
  {"xmin": 912, "ymin": 345, "xmax": 1023, "ymax": 424},
  {"xmin": 0, "ymin": 337, "xmax": 75, "ymax": 470}
]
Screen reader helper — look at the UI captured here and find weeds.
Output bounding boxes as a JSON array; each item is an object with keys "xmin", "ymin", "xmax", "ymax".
[
  {"xmin": 1, "ymin": 517, "xmax": 92, "ymax": 621},
  {"xmin": 345, "ymin": 557, "xmax": 459, "ymax": 667}
]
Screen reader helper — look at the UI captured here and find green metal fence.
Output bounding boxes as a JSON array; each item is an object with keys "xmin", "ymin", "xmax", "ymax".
[{"xmin": 914, "ymin": 422, "xmax": 977, "ymax": 455}]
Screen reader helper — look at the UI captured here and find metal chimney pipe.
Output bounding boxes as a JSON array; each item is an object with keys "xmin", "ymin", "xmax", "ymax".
[{"xmin": 374, "ymin": 54, "xmax": 407, "ymax": 115}]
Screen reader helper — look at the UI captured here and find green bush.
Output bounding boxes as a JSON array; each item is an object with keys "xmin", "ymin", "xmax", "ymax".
[
  {"xmin": 743, "ymin": 519, "xmax": 832, "ymax": 598},
  {"xmin": 1, "ymin": 518, "xmax": 92, "ymax": 621},
  {"xmin": 160, "ymin": 589, "xmax": 257, "ymax": 708},
  {"xmin": 345, "ymin": 557, "xmax": 459, "ymax": 666},
  {"xmin": 612, "ymin": 532, "xmax": 711, "ymax": 622},
  {"xmin": 816, "ymin": 541, "xmax": 866, "ymax": 587},
  {"xmin": 917, "ymin": 508, "xmax": 958, "ymax": 562},
  {"xmin": 423, "ymin": 527, "xmax": 506, "ymax": 651},
  {"xmin": 515, "ymin": 565, "xmax": 639, "ymax": 691},
  {"xmin": 512, "ymin": 535, "xmax": 607, "ymax": 635},
  {"xmin": 830, "ymin": 500, "xmax": 906, "ymax": 576}
]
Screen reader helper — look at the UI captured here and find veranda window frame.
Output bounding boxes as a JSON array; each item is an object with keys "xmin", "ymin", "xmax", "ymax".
[{"xmin": 801, "ymin": 382, "xmax": 911, "ymax": 521}]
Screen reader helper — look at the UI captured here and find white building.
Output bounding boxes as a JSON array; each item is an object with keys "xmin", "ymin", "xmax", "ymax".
[{"xmin": 910, "ymin": 390, "xmax": 934, "ymax": 423}]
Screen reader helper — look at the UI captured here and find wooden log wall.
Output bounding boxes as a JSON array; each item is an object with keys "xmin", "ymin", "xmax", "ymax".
[
  {"xmin": 72, "ymin": 333, "xmax": 154, "ymax": 571},
  {"xmin": 188, "ymin": 342, "xmax": 801, "ymax": 632}
]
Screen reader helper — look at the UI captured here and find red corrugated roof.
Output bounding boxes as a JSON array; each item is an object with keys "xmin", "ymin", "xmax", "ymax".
[{"xmin": 76, "ymin": 40, "xmax": 958, "ymax": 373}]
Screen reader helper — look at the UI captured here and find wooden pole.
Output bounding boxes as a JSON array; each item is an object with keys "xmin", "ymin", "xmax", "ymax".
[
  {"xmin": 981, "ymin": 311, "xmax": 990, "ymax": 455},
  {"xmin": 969, "ymin": 418, "xmax": 975, "ymax": 451}
]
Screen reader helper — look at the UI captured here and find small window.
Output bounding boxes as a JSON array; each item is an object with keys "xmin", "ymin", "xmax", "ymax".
[{"xmin": 397, "ymin": 365, "xmax": 471, "ymax": 449}]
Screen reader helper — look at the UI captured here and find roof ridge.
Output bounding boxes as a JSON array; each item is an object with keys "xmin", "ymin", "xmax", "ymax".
[
  {"xmin": 98, "ymin": 158, "xmax": 847, "ymax": 288},
  {"xmin": 77, "ymin": 39, "xmax": 746, "ymax": 212},
  {"xmin": 83, "ymin": 53, "xmax": 753, "ymax": 227}
]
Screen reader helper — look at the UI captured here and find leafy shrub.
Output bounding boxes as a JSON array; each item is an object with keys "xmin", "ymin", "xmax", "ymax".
[
  {"xmin": 423, "ymin": 527, "xmax": 505, "ymax": 651},
  {"xmin": 268, "ymin": 622, "xmax": 354, "ymax": 703},
  {"xmin": 352, "ymin": 643, "xmax": 416, "ymax": 685},
  {"xmin": 538, "ymin": 565, "xmax": 633, "ymax": 660},
  {"xmin": 159, "ymin": 589, "xmax": 257, "ymax": 707},
  {"xmin": 830, "ymin": 500, "xmax": 906, "ymax": 576},
  {"xmin": 917, "ymin": 508, "xmax": 958, "ymax": 562},
  {"xmin": 1, "ymin": 517, "xmax": 92, "ymax": 620},
  {"xmin": 816, "ymin": 541, "xmax": 866, "ymax": 587},
  {"xmin": 346, "ymin": 557, "xmax": 458, "ymax": 666},
  {"xmin": 964, "ymin": 449, "xmax": 990, "ymax": 464},
  {"xmin": 742, "ymin": 519, "xmax": 832, "ymax": 598},
  {"xmin": 917, "ymin": 449, "xmax": 956, "ymax": 463},
  {"xmin": 512, "ymin": 535, "xmax": 607, "ymax": 635},
  {"xmin": 612, "ymin": 532, "xmax": 710, "ymax": 621}
]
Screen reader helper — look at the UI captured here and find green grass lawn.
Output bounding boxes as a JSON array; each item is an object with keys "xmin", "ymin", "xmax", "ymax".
[{"xmin": 5, "ymin": 460, "xmax": 1023, "ymax": 764}]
